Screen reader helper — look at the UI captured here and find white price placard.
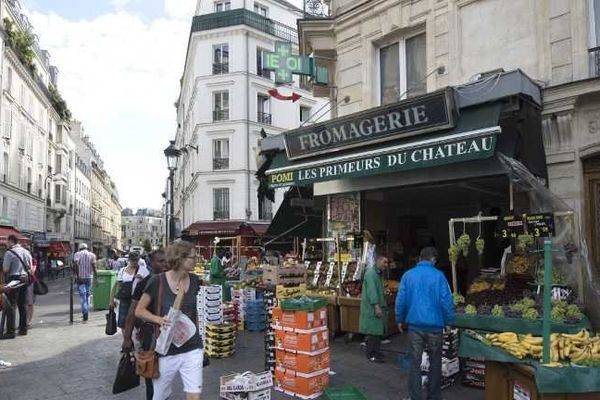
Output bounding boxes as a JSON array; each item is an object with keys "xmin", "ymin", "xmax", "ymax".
[
  {"xmin": 341, "ymin": 262, "xmax": 349, "ymax": 283},
  {"xmin": 312, "ymin": 261, "xmax": 323, "ymax": 286},
  {"xmin": 325, "ymin": 262, "xmax": 335, "ymax": 287}
]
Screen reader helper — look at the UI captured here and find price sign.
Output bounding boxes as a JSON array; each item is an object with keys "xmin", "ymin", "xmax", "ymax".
[
  {"xmin": 352, "ymin": 263, "xmax": 363, "ymax": 281},
  {"xmin": 340, "ymin": 262, "xmax": 349, "ymax": 283},
  {"xmin": 325, "ymin": 262, "xmax": 335, "ymax": 287},
  {"xmin": 526, "ymin": 213, "xmax": 554, "ymax": 238},
  {"xmin": 304, "ymin": 261, "xmax": 311, "ymax": 270},
  {"xmin": 312, "ymin": 261, "xmax": 323, "ymax": 286},
  {"xmin": 497, "ymin": 215, "xmax": 525, "ymax": 239}
]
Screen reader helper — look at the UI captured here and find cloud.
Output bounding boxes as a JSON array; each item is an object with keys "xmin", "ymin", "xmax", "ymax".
[
  {"xmin": 28, "ymin": 7, "xmax": 190, "ymax": 209},
  {"xmin": 111, "ymin": 0, "xmax": 142, "ymax": 8},
  {"xmin": 164, "ymin": 0, "xmax": 196, "ymax": 19}
]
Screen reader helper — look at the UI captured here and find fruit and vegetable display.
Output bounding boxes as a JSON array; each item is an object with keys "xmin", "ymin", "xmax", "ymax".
[
  {"xmin": 464, "ymin": 275, "xmax": 530, "ymax": 307},
  {"xmin": 484, "ymin": 329, "xmax": 600, "ymax": 365}
]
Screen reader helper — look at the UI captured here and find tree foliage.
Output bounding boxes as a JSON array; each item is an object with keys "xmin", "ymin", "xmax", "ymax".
[{"xmin": 142, "ymin": 239, "xmax": 152, "ymax": 253}]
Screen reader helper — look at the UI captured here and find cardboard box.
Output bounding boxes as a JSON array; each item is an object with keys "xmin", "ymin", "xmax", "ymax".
[
  {"xmin": 274, "ymin": 367, "xmax": 329, "ymax": 398},
  {"xmin": 271, "ymin": 307, "xmax": 327, "ymax": 330},
  {"xmin": 221, "ymin": 388, "xmax": 271, "ymax": 400},
  {"xmin": 220, "ymin": 371, "xmax": 273, "ymax": 393},
  {"xmin": 275, "ymin": 326, "xmax": 329, "ymax": 353},
  {"xmin": 275, "ymin": 348, "xmax": 330, "ymax": 374}
]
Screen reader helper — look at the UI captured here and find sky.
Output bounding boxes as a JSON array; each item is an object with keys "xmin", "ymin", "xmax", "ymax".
[{"xmin": 23, "ymin": 0, "xmax": 197, "ymax": 210}]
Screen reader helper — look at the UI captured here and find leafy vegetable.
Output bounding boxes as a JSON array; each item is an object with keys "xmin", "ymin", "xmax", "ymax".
[
  {"xmin": 517, "ymin": 234, "xmax": 534, "ymax": 252},
  {"xmin": 492, "ymin": 305, "xmax": 504, "ymax": 317},
  {"xmin": 465, "ymin": 304, "xmax": 477, "ymax": 315},
  {"xmin": 453, "ymin": 293, "xmax": 465, "ymax": 305},
  {"xmin": 523, "ymin": 308, "xmax": 539, "ymax": 320}
]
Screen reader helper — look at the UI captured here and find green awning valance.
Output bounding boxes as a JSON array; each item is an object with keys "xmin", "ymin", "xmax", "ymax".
[{"xmin": 266, "ymin": 102, "xmax": 503, "ymax": 188}]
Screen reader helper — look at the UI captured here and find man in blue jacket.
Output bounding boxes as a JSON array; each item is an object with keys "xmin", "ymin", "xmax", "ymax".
[{"xmin": 395, "ymin": 247, "xmax": 454, "ymax": 400}]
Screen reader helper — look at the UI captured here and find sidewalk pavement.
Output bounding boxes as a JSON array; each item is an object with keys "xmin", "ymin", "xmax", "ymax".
[{"xmin": 0, "ymin": 278, "xmax": 485, "ymax": 400}]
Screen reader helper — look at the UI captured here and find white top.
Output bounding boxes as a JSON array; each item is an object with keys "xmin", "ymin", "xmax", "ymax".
[{"xmin": 117, "ymin": 264, "xmax": 150, "ymax": 294}]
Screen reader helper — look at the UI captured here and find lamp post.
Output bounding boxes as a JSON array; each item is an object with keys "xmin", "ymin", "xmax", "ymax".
[{"xmin": 163, "ymin": 141, "xmax": 181, "ymax": 244}]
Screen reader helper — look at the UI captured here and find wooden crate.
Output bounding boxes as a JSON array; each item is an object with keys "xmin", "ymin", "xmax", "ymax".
[{"xmin": 263, "ymin": 265, "xmax": 306, "ymax": 286}]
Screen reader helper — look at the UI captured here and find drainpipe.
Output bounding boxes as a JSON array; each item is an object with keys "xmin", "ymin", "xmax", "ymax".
[{"xmin": 246, "ymin": 31, "xmax": 251, "ymax": 221}]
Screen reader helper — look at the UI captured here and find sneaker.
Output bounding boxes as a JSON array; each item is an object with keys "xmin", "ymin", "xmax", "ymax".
[
  {"xmin": 368, "ymin": 355, "xmax": 384, "ymax": 364},
  {"xmin": 381, "ymin": 339, "xmax": 391, "ymax": 344},
  {"xmin": 83, "ymin": 313, "xmax": 89, "ymax": 322},
  {"xmin": 0, "ymin": 360, "xmax": 12, "ymax": 368}
]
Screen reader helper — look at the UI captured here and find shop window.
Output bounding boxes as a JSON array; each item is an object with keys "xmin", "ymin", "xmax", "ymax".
[
  {"xmin": 213, "ymin": 91, "xmax": 229, "ymax": 121},
  {"xmin": 300, "ymin": 106, "xmax": 311, "ymax": 123},
  {"xmin": 254, "ymin": 2, "xmax": 268, "ymax": 16},
  {"xmin": 213, "ymin": 44, "xmax": 229, "ymax": 75},
  {"xmin": 213, "ymin": 139, "xmax": 229, "ymax": 170},
  {"xmin": 215, "ymin": 1, "xmax": 231, "ymax": 12},
  {"xmin": 379, "ymin": 32, "xmax": 426, "ymax": 105},
  {"xmin": 256, "ymin": 48, "xmax": 272, "ymax": 79},
  {"xmin": 213, "ymin": 188, "xmax": 230, "ymax": 220}
]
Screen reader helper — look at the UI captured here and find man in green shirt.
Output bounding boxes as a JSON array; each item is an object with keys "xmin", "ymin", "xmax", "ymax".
[
  {"xmin": 359, "ymin": 255, "xmax": 389, "ymax": 363},
  {"xmin": 210, "ymin": 250, "xmax": 229, "ymax": 301}
]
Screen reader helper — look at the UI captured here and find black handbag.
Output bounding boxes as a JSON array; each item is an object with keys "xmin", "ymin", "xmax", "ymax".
[
  {"xmin": 105, "ymin": 306, "xmax": 117, "ymax": 335},
  {"xmin": 112, "ymin": 352, "xmax": 140, "ymax": 394},
  {"xmin": 33, "ymin": 280, "xmax": 48, "ymax": 295}
]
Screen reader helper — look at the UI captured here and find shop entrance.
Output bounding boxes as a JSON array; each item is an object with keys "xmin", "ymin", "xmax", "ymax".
[
  {"xmin": 363, "ymin": 175, "xmax": 511, "ymax": 293},
  {"xmin": 584, "ymin": 156, "xmax": 600, "ymax": 275}
]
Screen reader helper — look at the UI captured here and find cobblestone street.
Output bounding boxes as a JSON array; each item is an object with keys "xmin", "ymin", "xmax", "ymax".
[{"xmin": 0, "ymin": 278, "xmax": 484, "ymax": 400}]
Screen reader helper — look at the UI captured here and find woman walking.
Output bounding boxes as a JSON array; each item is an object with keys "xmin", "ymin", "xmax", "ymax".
[
  {"xmin": 135, "ymin": 240, "xmax": 203, "ymax": 400},
  {"xmin": 111, "ymin": 252, "xmax": 149, "ymax": 335}
]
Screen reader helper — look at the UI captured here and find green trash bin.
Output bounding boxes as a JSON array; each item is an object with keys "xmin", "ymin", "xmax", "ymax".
[{"xmin": 93, "ymin": 270, "xmax": 117, "ymax": 311}]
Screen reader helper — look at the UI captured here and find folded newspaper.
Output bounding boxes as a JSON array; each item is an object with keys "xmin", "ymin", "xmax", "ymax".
[{"xmin": 155, "ymin": 283, "xmax": 197, "ymax": 355}]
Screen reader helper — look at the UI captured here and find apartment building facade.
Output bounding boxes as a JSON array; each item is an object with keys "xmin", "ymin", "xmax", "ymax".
[
  {"xmin": 172, "ymin": 0, "xmax": 327, "ymax": 248},
  {"xmin": 121, "ymin": 208, "xmax": 164, "ymax": 252}
]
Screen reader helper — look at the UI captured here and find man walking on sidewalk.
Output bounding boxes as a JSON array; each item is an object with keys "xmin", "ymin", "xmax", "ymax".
[
  {"xmin": 2, "ymin": 235, "xmax": 32, "ymax": 338},
  {"xmin": 359, "ymin": 255, "xmax": 390, "ymax": 363},
  {"xmin": 73, "ymin": 243, "xmax": 97, "ymax": 322},
  {"xmin": 395, "ymin": 247, "xmax": 454, "ymax": 400}
]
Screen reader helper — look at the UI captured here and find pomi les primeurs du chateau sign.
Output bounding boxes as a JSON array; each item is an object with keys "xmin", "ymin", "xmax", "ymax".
[{"xmin": 283, "ymin": 90, "xmax": 456, "ymax": 160}]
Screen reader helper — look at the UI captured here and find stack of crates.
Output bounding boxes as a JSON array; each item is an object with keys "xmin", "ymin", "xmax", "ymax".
[
  {"xmin": 231, "ymin": 289, "xmax": 245, "ymax": 330},
  {"xmin": 245, "ymin": 299, "xmax": 266, "ymax": 332},
  {"xmin": 441, "ymin": 329, "xmax": 460, "ymax": 389},
  {"xmin": 222, "ymin": 302, "xmax": 236, "ymax": 325},
  {"xmin": 272, "ymin": 300, "xmax": 329, "ymax": 399},
  {"xmin": 205, "ymin": 323, "xmax": 236, "ymax": 358},
  {"xmin": 462, "ymin": 358, "xmax": 485, "ymax": 389},
  {"xmin": 264, "ymin": 285, "xmax": 277, "ymax": 374},
  {"xmin": 197, "ymin": 285, "xmax": 223, "ymax": 336}
]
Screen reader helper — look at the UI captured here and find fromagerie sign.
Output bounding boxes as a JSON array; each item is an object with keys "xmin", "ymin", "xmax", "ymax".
[
  {"xmin": 284, "ymin": 90, "xmax": 455, "ymax": 160},
  {"xmin": 268, "ymin": 132, "xmax": 497, "ymax": 188}
]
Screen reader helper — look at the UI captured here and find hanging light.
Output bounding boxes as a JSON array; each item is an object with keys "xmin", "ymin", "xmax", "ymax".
[{"xmin": 164, "ymin": 140, "xmax": 181, "ymax": 171}]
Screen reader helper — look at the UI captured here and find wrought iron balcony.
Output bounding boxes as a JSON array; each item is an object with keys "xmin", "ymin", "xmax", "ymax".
[
  {"xmin": 257, "ymin": 111, "xmax": 272, "ymax": 125},
  {"xmin": 213, "ymin": 62, "xmax": 229, "ymax": 74},
  {"xmin": 213, "ymin": 109, "xmax": 229, "ymax": 121},
  {"xmin": 192, "ymin": 9, "xmax": 298, "ymax": 44},
  {"xmin": 213, "ymin": 157, "xmax": 229, "ymax": 170},
  {"xmin": 590, "ymin": 47, "xmax": 600, "ymax": 77}
]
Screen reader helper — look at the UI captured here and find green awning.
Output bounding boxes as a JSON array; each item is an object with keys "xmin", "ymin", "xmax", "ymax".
[{"xmin": 266, "ymin": 102, "xmax": 502, "ymax": 188}]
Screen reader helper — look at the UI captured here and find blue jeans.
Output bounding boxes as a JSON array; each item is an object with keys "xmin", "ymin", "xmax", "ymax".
[
  {"xmin": 408, "ymin": 328, "xmax": 442, "ymax": 400},
  {"xmin": 78, "ymin": 278, "xmax": 92, "ymax": 316}
]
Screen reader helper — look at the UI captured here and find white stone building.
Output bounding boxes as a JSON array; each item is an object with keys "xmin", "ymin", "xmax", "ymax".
[
  {"xmin": 121, "ymin": 208, "xmax": 165, "ymax": 251},
  {"xmin": 171, "ymin": 0, "xmax": 327, "ymax": 245},
  {"xmin": 71, "ymin": 120, "xmax": 92, "ymax": 250}
]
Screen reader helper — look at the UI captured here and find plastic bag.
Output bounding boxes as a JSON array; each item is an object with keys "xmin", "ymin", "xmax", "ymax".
[
  {"xmin": 105, "ymin": 307, "xmax": 117, "ymax": 336},
  {"xmin": 112, "ymin": 352, "xmax": 140, "ymax": 394}
]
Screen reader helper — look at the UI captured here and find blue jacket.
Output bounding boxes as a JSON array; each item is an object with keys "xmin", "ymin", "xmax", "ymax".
[{"xmin": 395, "ymin": 261, "xmax": 455, "ymax": 332}]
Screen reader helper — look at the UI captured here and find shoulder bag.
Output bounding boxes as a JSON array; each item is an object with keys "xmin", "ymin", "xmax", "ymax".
[
  {"xmin": 8, "ymin": 249, "xmax": 48, "ymax": 295},
  {"xmin": 135, "ymin": 273, "xmax": 163, "ymax": 379}
]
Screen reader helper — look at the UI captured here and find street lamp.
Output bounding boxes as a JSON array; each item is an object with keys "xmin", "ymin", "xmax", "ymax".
[{"xmin": 164, "ymin": 141, "xmax": 181, "ymax": 243}]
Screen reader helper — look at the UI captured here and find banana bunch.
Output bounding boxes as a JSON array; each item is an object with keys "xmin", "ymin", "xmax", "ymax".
[{"xmin": 486, "ymin": 330, "xmax": 600, "ymax": 364}]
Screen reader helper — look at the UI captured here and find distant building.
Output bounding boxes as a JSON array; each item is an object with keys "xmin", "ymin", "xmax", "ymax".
[{"xmin": 121, "ymin": 208, "xmax": 164, "ymax": 251}]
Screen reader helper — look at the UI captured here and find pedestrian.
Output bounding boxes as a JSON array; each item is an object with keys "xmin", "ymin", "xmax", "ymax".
[
  {"xmin": 122, "ymin": 249, "xmax": 168, "ymax": 400},
  {"xmin": 2, "ymin": 235, "xmax": 33, "ymax": 338},
  {"xmin": 136, "ymin": 240, "xmax": 204, "ymax": 400},
  {"xmin": 108, "ymin": 249, "xmax": 123, "ymax": 271},
  {"xmin": 359, "ymin": 255, "xmax": 390, "ymax": 363},
  {"xmin": 73, "ymin": 243, "xmax": 97, "ymax": 322},
  {"xmin": 26, "ymin": 255, "xmax": 38, "ymax": 328},
  {"xmin": 110, "ymin": 252, "xmax": 149, "ymax": 336},
  {"xmin": 210, "ymin": 249, "xmax": 227, "ymax": 299},
  {"xmin": 395, "ymin": 247, "xmax": 454, "ymax": 400}
]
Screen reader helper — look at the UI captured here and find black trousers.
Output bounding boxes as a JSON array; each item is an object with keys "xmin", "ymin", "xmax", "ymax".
[
  {"xmin": 141, "ymin": 323, "xmax": 154, "ymax": 400},
  {"xmin": 366, "ymin": 335, "xmax": 381, "ymax": 358},
  {"xmin": 6, "ymin": 276, "xmax": 27, "ymax": 334}
]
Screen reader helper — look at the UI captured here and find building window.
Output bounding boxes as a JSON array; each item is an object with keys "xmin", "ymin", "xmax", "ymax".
[
  {"xmin": 253, "ymin": 2, "xmax": 268, "ymax": 16},
  {"xmin": 379, "ymin": 32, "xmax": 426, "ymax": 105},
  {"xmin": 26, "ymin": 167, "xmax": 31, "ymax": 194},
  {"xmin": 55, "ymin": 154, "xmax": 62, "ymax": 174},
  {"xmin": 55, "ymin": 184, "xmax": 62, "ymax": 204},
  {"xmin": 256, "ymin": 48, "xmax": 272, "ymax": 79},
  {"xmin": 5, "ymin": 67, "xmax": 12, "ymax": 93},
  {"xmin": 0, "ymin": 196, "xmax": 6, "ymax": 217},
  {"xmin": 2, "ymin": 153, "xmax": 8, "ymax": 183},
  {"xmin": 257, "ymin": 94, "xmax": 271, "ymax": 125},
  {"xmin": 3, "ymin": 109, "xmax": 12, "ymax": 139},
  {"xmin": 213, "ymin": 91, "xmax": 229, "ymax": 121},
  {"xmin": 213, "ymin": 188, "xmax": 230, "ymax": 220},
  {"xmin": 300, "ymin": 106, "xmax": 311, "ymax": 123},
  {"xmin": 212, "ymin": 139, "xmax": 230, "ymax": 170},
  {"xmin": 215, "ymin": 1, "xmax": 231, "ymax": 12},
  {"xmin": 213, "ymin": 44, "xmax": 229, "ymax": 74},
  {"xmin": 259, "ymin": 197, "xmax": 273, "ymax": 220}
]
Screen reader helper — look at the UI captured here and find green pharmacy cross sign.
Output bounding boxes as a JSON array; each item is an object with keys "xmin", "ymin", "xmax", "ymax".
[{"xmin": 263, "ymin": 41, "xmax": 328, "ymax": 85}]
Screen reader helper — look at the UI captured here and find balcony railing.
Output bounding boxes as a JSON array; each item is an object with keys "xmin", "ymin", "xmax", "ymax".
[
  {"xmin": 213, "ymin": 109, "xmax": 229, "ymax": 121},
  {"xmin": 213, "ymin": 62, "xmax": 229, "ymax": 74},
  {"xmin": 213, "ymin": 157, "xmax": 229, "ymax": 170},
  {"xmin": 257, "ymin": 111, "xmax": 272, "ymax": 125},
  {"xmin": 213, "ymin": 210, "xmax": 230, "ymax": 220},
  {"xmin": 590, "ymin": 47, "xmax": 600, "ymax": 77},
  {"xmin": 192, "ymin": 9, "xmax": 298, "ymax": 44}
]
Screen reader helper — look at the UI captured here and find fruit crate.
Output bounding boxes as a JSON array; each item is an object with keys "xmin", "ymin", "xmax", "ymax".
[
  {"xmin": 322, "ymin": 385, "xmax": 367, "ymax": 400},
  {"xmin": 263, "ymin": 265, "xmax": 306, "ymax": 286}
]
